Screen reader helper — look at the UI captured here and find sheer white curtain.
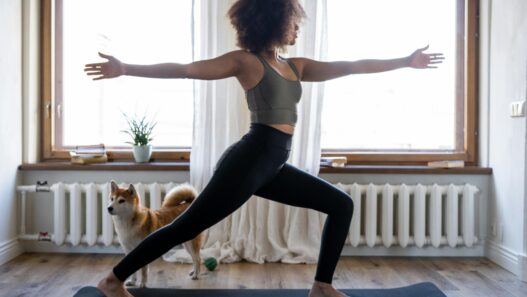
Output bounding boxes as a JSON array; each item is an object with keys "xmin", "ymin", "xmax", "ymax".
[{"xmin": 163, "ymin": 0, "xmax": 329, "ymax": 264}]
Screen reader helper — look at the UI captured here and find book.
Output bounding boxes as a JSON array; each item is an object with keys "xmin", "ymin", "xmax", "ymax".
[
  {"xmin": 427, "ymin": 160, "xmax": 465, "ymax": 168},
  {"xmin": 74, "ymin": 144, "xmax": 106, "ymax": 156},
  {"xmin": 320, "ymin": 156, "xmax": 347, "ymax": 168},
  {"xmin": 70, "ymin": 151, "xmax": 108, "ymax": 165}
]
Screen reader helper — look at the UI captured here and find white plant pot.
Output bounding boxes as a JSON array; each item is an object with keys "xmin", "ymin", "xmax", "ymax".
[{"xmin": 132, "ymin": 145, "xmax": 152, "ymax": 163}]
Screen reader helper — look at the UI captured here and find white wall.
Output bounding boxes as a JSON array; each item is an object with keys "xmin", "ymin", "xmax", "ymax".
[
  {"xmin": 481, "ymin": 0, "xmax": 527, "ymax": 279},
  {"xmin": 0, "ymin": 0, "xmax": 24, "ymax": 265}
]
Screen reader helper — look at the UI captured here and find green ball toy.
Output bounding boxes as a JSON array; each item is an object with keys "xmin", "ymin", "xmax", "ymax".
[{"xmin": 204, "ymin": 257, "xmax": 218, "ymax": 271}]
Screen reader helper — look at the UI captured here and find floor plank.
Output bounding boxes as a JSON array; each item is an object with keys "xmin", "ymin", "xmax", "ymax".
[{"xmin": 0, "ymin": 253, "xmax": 525, "ymax": 297}]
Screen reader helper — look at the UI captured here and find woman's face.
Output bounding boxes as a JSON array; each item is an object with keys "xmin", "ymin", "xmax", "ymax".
[{"xmin": 287, "ymin": 22, "xmax": 299, "ymax": 45}]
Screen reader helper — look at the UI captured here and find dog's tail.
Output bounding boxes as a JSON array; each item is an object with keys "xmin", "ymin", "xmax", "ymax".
[{"xmin": 162, "ymin": 182, "xmax": 198, "ymax": 208}]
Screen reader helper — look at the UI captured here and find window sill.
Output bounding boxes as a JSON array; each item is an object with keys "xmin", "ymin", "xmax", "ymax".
[{"xmin": 18, "ymin": 161, "xmax": 492, "ymax": 175}]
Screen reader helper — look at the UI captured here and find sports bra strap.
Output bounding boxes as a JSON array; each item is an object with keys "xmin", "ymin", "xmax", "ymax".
[
  {"xmin": 254, "ymin": 54, "xmax": 272, "ymax": 70},
  {"xmin": 254, "ymin": 53, "xmax": 299, "ymax": 81},
  {"xmin": 285, "ymin": 59, "xmax": 300, "ymax": 80}
]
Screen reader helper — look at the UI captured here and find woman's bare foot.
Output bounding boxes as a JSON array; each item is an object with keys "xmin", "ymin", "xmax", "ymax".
[
  {"xmin": 96, "ymin": 271, "xmax": 134, "ymax": 297},
  {"xmin": 308, "ymin": 280, "xmax": 350, "ymax": 297}
]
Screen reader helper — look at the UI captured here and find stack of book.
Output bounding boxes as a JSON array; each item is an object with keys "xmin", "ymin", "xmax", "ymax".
[
  {"xmin": 320, "ymin": 156, "xmax": 347, "ymax": 168},
  {"xmin": 427, "ymin": 160, "xmax": 465, "ymax": 168},
  {"xmin": 70, "ymin": 144, "xmax": 108, "ymax": 164}
]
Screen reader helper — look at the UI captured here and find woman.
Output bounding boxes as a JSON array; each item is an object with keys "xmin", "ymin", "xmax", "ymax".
[{"xmin": 85, "ymin": 1, "xmax": 443, "ymax": 296}]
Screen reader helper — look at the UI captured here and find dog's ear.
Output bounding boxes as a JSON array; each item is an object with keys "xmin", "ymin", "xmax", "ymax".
[
  {"xmin": 127, "ymin": 184, "xmax": 137, "ymax": 196},
  {"xmin": 110, "ymin": 180, "xmax": 118, "ymax": 193}
]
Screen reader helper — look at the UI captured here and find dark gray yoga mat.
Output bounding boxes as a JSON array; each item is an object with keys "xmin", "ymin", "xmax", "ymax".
[{"xmin": 74, "ymin": 282, "xmax": 446, "ymax": 297}]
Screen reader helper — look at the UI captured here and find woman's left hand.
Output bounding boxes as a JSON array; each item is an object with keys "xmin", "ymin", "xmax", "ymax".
[{"xmin": 408, "ymin": 45, "xmax": 444, "ymax": 69}]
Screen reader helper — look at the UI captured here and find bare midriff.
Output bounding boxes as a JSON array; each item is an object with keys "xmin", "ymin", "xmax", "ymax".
[{"xmin": 267, "ymin": 123, "xmax": 295, "ymax": 135}]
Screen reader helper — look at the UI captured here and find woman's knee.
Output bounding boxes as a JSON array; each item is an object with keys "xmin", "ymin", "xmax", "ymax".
[
  {"xmin": 334, "ymin": 191, "xmax": 354, "ymax": 218},
  {"xmin": 163, "ymin": 214, "xmax": 205, "ymax": 243}
]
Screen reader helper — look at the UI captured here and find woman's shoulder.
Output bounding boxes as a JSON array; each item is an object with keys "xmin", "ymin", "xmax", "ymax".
[
  {"xmin": 223, "ymin": 50, "xmax": 263, "ymax": 70},
  {"xmin": 212, "ymin": 50, "xmax": 255, "ymax": 67},
  {"xmin": 225, "ymin": 49, "xmax": 258, "ymax": 61}
]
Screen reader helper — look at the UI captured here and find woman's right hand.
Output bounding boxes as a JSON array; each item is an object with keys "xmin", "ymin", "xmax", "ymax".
[{"xmin": 84, "ymin": 52, "xmax": 125, "ymax": 80}]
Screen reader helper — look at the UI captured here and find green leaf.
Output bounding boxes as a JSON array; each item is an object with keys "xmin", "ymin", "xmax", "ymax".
[{"xmin": 120, "ymin": 111, "xmax": 156, "ymax": 145}]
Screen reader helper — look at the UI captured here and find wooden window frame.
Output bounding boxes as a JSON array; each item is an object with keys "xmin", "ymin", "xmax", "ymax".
[{"xmin": 41, "ymin": 0, "xmax": 478, "ymax": 165}]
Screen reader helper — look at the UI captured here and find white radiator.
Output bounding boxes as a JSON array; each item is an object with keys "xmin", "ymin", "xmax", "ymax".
[
  {"xmin": 335, "ymin": 182, "xmax": 479, "ymax": 248},
  {"xmin": 17, "ymin": 182, "xmax": 181, "ymax": 246},
  {"xmin": 17, "ymin": 182, "xmax": 479, "ymax": 249}
]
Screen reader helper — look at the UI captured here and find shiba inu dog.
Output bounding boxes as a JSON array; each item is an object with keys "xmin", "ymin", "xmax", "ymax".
[{"xmin": 108, "ymin": 181, "xmax": 205, "ymax": 287}]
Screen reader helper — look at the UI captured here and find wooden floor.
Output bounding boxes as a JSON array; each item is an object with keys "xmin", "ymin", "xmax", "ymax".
[{"xmin": 1, "ymin": 253, "xmax": 526, "ymax": 297}]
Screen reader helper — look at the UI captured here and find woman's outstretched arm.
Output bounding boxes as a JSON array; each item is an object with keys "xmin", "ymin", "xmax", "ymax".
[
  {"xmin": 84, "ymin": 51, "xmax": 242, "ymax": 81},
  {"xmin": 291, "ymin": 45, "xmax": 444, "ymax": 82}
]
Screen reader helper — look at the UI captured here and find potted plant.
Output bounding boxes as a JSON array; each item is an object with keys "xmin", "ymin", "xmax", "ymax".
[{"xmin": 121, "ymin": 112, "xmax": 157, "ymax": 163}]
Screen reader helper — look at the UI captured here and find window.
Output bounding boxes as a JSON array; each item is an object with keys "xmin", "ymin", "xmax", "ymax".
[
  {"xmin": 321, "ymin": 0, "xmax": 477, "ymax": 164},
  {"xmin": 42, "ymin": 0, "xmax": 194, "ymax": 160},
  {"xmin": 42, "ymin": 0, "xmax": 477, "ymax": 165}
]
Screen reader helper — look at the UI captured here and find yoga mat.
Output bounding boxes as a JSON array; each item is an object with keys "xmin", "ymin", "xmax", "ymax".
[{"xmin": 74, "ymin": 282, "xmax": 446, "ymax": 297}]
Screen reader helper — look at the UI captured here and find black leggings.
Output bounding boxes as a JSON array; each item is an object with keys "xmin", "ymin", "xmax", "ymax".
[{"xmin": 113, "ymin": 123, "xmax": 354, "ymax": 284}]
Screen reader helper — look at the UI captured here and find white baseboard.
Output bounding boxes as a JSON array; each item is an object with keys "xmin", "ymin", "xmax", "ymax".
[
  {"xmin": 20, "ymin": 241, "xmax": 184, "ymax": 254},
  {"xmin": 0, "ymin": 238, "xmax": 24, "ymax": 266},
  {"xmin": 21, "ymin": 241, "xmax": 123, "ymax": 254},
  {"xmin": 520, "ymin": 254, "xmax": 527, "ymax": 282},
  {"xmin": 342, "ymin": 241, "xmax": 484, "ymax": 257},
  {"xmin": 485, "ymin": 239, "xmax": 522, "ymax": 276},
  {"xmin": 21, "ymin": 240, "xmax": 486, "ymax": 258}
]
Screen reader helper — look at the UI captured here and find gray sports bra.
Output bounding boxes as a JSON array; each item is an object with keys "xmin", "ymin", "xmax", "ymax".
[{"xmin": 245, "ymin": 53, "xmax": 302, "ymax": 127}]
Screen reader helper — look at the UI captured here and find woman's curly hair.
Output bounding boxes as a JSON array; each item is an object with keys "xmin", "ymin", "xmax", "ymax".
[{"xmin": 228, "ymin": 0, "xmax": 306, "ymax": 53}]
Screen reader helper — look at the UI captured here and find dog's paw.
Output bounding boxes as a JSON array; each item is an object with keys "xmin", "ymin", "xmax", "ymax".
[
  {"xmin": 124, "ymin": 280, "xmax": 138, "ymax": 287},
  {"xmin": 139, "ymin": 282, "xmax": 147, "ymax": 288},
  {"xmin": 189, "ymin": 270, "xmax": 200, "ymax": 280}
]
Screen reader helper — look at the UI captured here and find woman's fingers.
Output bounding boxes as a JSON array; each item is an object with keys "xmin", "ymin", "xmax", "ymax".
[
  {"xmin": 428, "ymin": 56, "xmax": 444, "ymax": 64},
  {"xmin": 428, "ymin": 54, "xmax": 445, "ymax": 60},
  {"xmin": 84, "ymin": 63, "xmax": 108, "ymax": 80},
  {"xmin": 84, "ymin": 63, "xmax": 109, "ymax": 74},
  {"xmin": 84, "ymin": 53, "xmax": 122, "ymax": 80},
  {"xmin": 419, "ymin": 44, "xmax": 429, "ymax": 52},
  {"xmin": 86, "ymin": 72, "xmax": 107, "ymax": 80},
  {"xmin": 84, "ymin": 63, "xmax": 105, "ymax": 74},
  {"xmin": 98, "ymin": 52, "xmax": 112, "ymax": 59},
  {"xmin": 425, "ymin": 52, "xmax": 444, "ymax": 67},
  {"xmin": 428, "ymin": 52, "xmax": 444, "ymax": 57},
  {"xmin": 84, "ymin": 68, "xmax": 101, "ymax": 73},
  {"xmin": 85, "ymin": 63, "xmax": 104, "ymax": 68},
  {"xmin": 86, "ymin": 70, "xmax": 106, "ymax": 80},
  {"xmin": 85, "ymin": 71, "xmax": 102, "ymax": 76},
  {"xmin": 409, "ymin": 46, "xmax": 445, "ymax": 69}
]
